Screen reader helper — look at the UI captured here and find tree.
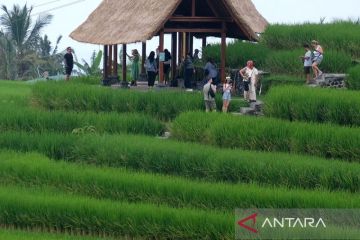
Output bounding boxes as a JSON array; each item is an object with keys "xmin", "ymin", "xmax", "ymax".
[
  {"xmin": 0, "ymin": 31, "xmax": 16, "ymax": 79},
  {"xmin": 0, "ymin": 4, "xmax": 52, "ymax": 79},
  {"xmin": 74, "ymin": 50, "xmax": 103, "ymax": 76},
  {"xmin": 38, "ymin": 34, "xmax": 63, "ymax": 76}
]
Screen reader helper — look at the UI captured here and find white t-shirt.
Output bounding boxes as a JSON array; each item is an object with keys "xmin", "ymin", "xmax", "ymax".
[
  {"xmin": 304, "ymin": 50, "xmax": 312, "ymax": 67},
  {"xmin": 243, "ymin": 67, "xmax": 259, "ymax": 83}
]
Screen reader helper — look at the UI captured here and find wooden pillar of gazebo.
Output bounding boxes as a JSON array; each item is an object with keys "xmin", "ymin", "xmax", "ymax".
[
  {"xmin": 121, "ymin": 44, "xmax": 128, "ymax": 87},
  {"xmin": 178, "ymin": 32, "xmax": 182, "ymax": 64},
  {"xmin": 141, "ymin": 42, "xmax": 146, "ymax": 74},
  {"xmin": 189, "ymin": 33, "xmax": 194, "ymax": 56},
  {"xmin": 220, "ymin": 22, "xmax": 226, "ymax": 83},
  {"xmin": 202, "ymin": 37, "xmax": 206, "ymax": 50},
  {"xmin": 102, "ymin": 44, "xmax": 119, "ymax": 86},
  {"xmin": 159, "ymin": 30, "xmax": 164, "ymax": 84},
  {"xmin": 171, "ymin": 32, "xmax": 177, "ymax": 82}
]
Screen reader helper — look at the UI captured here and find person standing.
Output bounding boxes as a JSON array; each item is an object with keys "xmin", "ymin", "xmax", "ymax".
[
  {"xmin": 193, "ymin": 49, "xmax": 200, "ymax": 62},
  {"xmin": 64, "ymin": 47, "xmax": 73, "ymax": 81},
  {"xmin": 145, "ymin": 51, "xmax": 157, "ymax": 88},
  {"xmin": 184, "ymin": 52, "xmax": 195, "ymax": 90},
  {"xmin": 239, "ymin": 60, "xmax": 259, "ymax": 102},
  {"xmin": 222, "ymin": 77, "xmax": 232, "ymax": 112},
  {"xmin": 300, "ymin": 44, "xmax": 313, "ymax": 84},
  {"xmin": 127, "ymin": 49, "xmax": 140, "ymax": 86},
  {"xmin": 311, "ymin": 40, "xmax": 324, "ymax": 79},
  {"xmin": 163, "ymin": 49, "xmax": 172, "ymax": 85},
  {"xmin": 204, "ymin": 58, "xmax": 218, "ymax": 85},
  {"xmin": 203, "ymin": 78, "xmax": 217, "ymax": 112}
]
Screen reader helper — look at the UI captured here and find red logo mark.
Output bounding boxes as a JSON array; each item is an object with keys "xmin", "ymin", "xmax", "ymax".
[{"xmin": 237, "ymin": 213, "xmax": 258, "ymax": 233}]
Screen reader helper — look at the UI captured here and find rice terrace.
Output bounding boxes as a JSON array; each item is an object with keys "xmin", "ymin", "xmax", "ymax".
[{"xmin": 0, "ymin": 0, "xmax": 360, "ymax": 239}]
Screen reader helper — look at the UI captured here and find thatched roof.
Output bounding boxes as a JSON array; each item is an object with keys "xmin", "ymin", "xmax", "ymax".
[{"xmin": 70, "ymin": 0, "xmax": 268, "ymax": 45}]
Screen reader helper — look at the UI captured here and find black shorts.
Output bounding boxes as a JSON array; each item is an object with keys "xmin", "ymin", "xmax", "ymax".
[
  {"xmin": 304, "ymin": 66, "xmax": 311, "ymax": 74},
  {"xmin": 65, "ymin": 67, "xmax": 73, "ymax": 75}
]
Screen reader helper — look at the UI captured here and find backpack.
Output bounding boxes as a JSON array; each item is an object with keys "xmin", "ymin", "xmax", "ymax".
[{"xmin": 208, "ymin": 84, "xmax": 215, "ymax": 98}]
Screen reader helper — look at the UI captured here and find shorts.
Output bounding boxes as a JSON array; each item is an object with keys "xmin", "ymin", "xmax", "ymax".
[
  {"xmin": 312, "ymin": 55, "xmax": 323, "ymax": 65},
  {"xmin": 304, "ymin": 66, "xmax": 311, "ymax": 74},
  {"xmin": 222, "ymin": 91, "xmax": 231, "ymax": 101},
  {"xmin": 65, "ymin": 67, "xmax": 73, "ymax": 75}
]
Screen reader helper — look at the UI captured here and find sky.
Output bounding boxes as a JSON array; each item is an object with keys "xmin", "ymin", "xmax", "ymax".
[{"xmin": 1, "ymin": 0, "xmax": 360, "ymax": 64}]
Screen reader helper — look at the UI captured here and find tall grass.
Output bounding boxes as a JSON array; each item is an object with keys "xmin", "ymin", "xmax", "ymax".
[
  {"xmin": 261, "ymin": 21, "xmax": 360, "ymax": 58},
  {"xmin": 0, "ymin": 105, "xmax": 164, "ymax": 136},
  {"xmin": 0, "ymin": 151, "xmax": 359, "ymax": 210},
  {"xmin": 264, "ymin": 86, "xmax": 360, "ymax": 126},
  {"xmin": 261, "ymin": 75, "xmax": 304, "ymax": 94},
  {"xmin": 172, "ymin": 112, "xmax": 360, "ymax": 161},
  {"xmin": 202, "ymin": 41, "xmax": 271, "ymax": 69},
  {"xmin": 347, "ymin": 65, "xmax": 360, "ymax": 90},
  {"xmin": 0, "ymin": 80, "xmax": 31, "ymax": 107},
  {"xmin": 264, "ymin": 49, "xmax": 352, "ymax": 75},
  {"xmin": 0, "ymin": 132, "xmax": 359, "ymax": 192},
  {"xmin": 0, "ymin": 185, "xmax": 233, "ymax": 239},
  {"xmin": 32, "ymin": 82, "xmax": 240, "ymax": 120},
  {"xmin": 0, "ymin": 229, "xmax": 115, "ymax": 240}
]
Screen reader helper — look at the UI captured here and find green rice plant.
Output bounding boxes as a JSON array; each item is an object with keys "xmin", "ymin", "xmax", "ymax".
[
  {"xmin": 71, "ymin": 76, "xmax": 101, "ymax": 85},
  {"xmin": 0, "ymin": 80, "xmax": 31, "ymax": 107},
  {"xmin": 346, "ymin": 65, "xmax": 360, "ymax": 90},
  {"xmin": 172, "ymin": 112, "xmax": 360, "ymax": 161},
  {"xmin": 0, "ymin": 229, "xmax": 115, "ymax": 240},
  {"xmin": 0, "ymin": 105, "xmax": 164, "ymax": 136},
  {"xmin": 0, "ymin": 132, "xmax": 359, "ymax": 192},
  {"xmin": 203, "ymin": 41, "xmax": 271, "ymax": 69},
  {"xmin": 264, "ymin": 49, "xmax": 352, "ymax": 75},
  {"xmin": 261, "ymin": 75, "xmax": 304, "ymax": 94},
  {"xmin": 32, "ymin": 82, "xmax": 240, "ymax": 119},
  {"xmin": 261, "ymin": 21, "xmax": 360, "ymax": 58},
  {"xmin": 0, "ymin": 185, "xmax": 233, "ymax": 239},
  {"xmin": 264, "ymin": 86, "xmax": 360, "ymax": 126},
  {"xmin": 0, "ymin": 151, "xmax": 359, "ymax": 211}
]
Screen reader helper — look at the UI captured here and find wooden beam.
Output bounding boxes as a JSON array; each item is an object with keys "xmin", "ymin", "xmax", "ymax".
[
  {"xmin": 159, "ymin": 30, "xmax": 164, "ymax": 84},
  {"xmin": 164, "ymin": 28, "xmax": 223, "ymax": 33},
  {"xmin": 141, "ymin": 42, "xmax": 146, "ymax": 74},
  {"xmin": 168, "ymin": 17, "xmax": 233, "ymax": 22},
  {"xmin": 171, "ymin": 32, "xmax": 177, "ymax": 82},
  {"xmin": 192, "ymin": 0, "xmax": 196, "ymax": 16},
  {"xmin": 122, "ymin": 44, "xmax": 127, "ymax": 82},
  {"xmin": 206, "ymin": 0, "xmax": 220, "ymax": 17}
]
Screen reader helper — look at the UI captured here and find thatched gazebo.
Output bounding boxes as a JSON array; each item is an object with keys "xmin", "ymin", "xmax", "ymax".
[{"xmin": 70, "ymin": 0, "xmax": 268, "ymax": 85}]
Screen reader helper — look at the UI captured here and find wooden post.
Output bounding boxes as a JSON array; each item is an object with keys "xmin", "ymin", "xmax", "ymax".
[
  {"xmin": 191, "ymin": 0, "xmax": 196, "ymax": 16},
  {"xmin": 202, "ymin": 37, "xmax": 207, "ymax": 50},
  {"xmin": 141, "ymin": 42, "xmax": 146, "ymax": 74},
  {"xmin": 221, "ymin": 22, "xmax": 226, "ymax": 83},
  {"xmin": 178, "ymin": 32, "xmax": 182, "ymax": 64},
  {"xmin": 189, "ymin": 33, "xmax": 194, "ymax": 56},
  {"xmin": 183, "ymin": 32, "xmax": 186, "ymax": 58},
  {"xmin": 171, "ymin": 32, "xmax": 177, "ymax": 82},
  {"xmin": 122, "ymin": 44, "xmax": 127, "ymax": 82},
  {"xmin": 108, "ymin": 45, "xmax": 113, "ymax": 76},
  {"xmin": 159, "ymin": 30, "xmax": 164, "ymax": 84},
  {"xmin": 113, "ymin": 44, "xmax": 118, "ymax": 78},
  {"xmin": 103, "ymin": 45, "xmax": 108, "ymax": 81}
]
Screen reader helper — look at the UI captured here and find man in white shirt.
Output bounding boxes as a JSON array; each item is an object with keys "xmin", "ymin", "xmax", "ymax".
[
  {"xmin": 239, "ymin": 60, "xmax": 259, "ymax": 102},
  {"xmin": 301, "ymin": 44, "xmax": 313, "ymax": 84}
]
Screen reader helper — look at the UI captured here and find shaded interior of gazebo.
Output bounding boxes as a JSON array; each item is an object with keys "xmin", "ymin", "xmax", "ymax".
[{"xmin": 71, "ymin": 0, "xmax": 267, "ymax": 86}]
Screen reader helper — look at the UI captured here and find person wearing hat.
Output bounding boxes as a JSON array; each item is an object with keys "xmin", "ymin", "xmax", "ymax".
[{"xmin": 311, "ymin": 40, "xmax": 324, "ymax": 79}]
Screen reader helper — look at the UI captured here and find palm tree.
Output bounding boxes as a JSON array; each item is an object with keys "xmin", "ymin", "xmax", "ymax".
[
  {"xmin": 74, "ymin": 50, "xmax": 103, "ymax": 76},
  {"xmin": 0, "ymin": 4, "xmax": 52, "ymax": 79},
  {"xmin": 38, "ymin": 34, "xmax": 63, "ymax": 76},
  {"xmin": 0, "ymin": 31, "xmax": 16, "ymax": 79}
]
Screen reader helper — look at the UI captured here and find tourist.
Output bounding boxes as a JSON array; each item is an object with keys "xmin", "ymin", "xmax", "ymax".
[
  {"xmin": 145, "ymin": 51, "xmax": 157, "ymax": 88},
  {"xmin": 300, "ymin": 43, "xmax": 313, "ymax": 84},
  {"xmin": 203, "ymin": 77, "xmax": 217, "ymax": 112},
  {"xmin": 64, "ymin": 46, "xmax": 73, "ymax": 81},
  {"xmin": 222, "ymin": 76, "xmax": 232, "ymax": 112},
  {"xmin": 204, "ymin": 58, "xmax": 218, "ymax": 85},
  {"xmin": 184, "ymin": 52, "xmax": 195, "ymax": 90},
  {"xmin": 311, "ymin": 40, "xmax": 324, "ymax": 79},
  {"xmin": 163, "ymin": 49, "xmax": 172, "ymax": 85},
  {"xmin": 127, "ymin": 49, "xmax": 140, "ymax": 86},
  {"xmin": 193, "ymin": 49, "xmax": 200, "ymax": 62},
  {"xmin": 239, "ymin": 60, "xmax": 259, "ymax": 102}
]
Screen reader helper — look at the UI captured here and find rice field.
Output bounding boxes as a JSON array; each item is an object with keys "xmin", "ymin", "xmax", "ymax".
[{"xmin": 1, "ymin": 19, "xmax": 360, "ymax": 239}]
